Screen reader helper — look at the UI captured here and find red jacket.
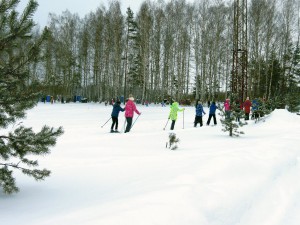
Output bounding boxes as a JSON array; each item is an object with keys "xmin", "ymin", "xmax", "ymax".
[
  {"xmin": 243, "ymin": 100, "xmax": 252, "ymax": 113},
  {"xmin": 125, "ymin": 100, "xmax": 140, "ymax": 118}
]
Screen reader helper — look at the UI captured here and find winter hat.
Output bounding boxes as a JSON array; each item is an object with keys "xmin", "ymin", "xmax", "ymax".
[{"xmin": 129, "ymin": 94, "xmax": 134, "ymax": 101}]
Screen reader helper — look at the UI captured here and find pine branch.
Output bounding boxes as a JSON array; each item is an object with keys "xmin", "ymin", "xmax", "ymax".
[
  {"xmin": 0, "ymin": 161, "xmax": 30, "ymax": 171},
  {"xmin": 0, "ymin": 0, "xmax": 63, "ymax": 195}
]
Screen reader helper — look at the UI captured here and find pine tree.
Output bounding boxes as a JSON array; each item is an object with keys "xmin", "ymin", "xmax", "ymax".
[
  {"xmin": 219, "ymin": 95, "xmax": 246, "ymax": 137},
  {"xmin": 125, "ymin": 8, "xmax": 141, "ymax": 96},
  {"xmin": 166, "ymin": 133, "xmax": 180, "ymax": 150},
  {"xmin": 0, "ymin": 0, "xmax": 64, "ymax": 194},
  {"xmin": 287, "ymin": 43, "xmax": 300, "ymax": 112},
  {"xmin": 255, "ymin": 98, "xmax": 272, "ymax": 121}
]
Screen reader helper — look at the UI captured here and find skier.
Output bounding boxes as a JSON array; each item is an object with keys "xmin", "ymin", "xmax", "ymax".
[
  {"xmin": 124, "ymin": 94, "xmax": 141, "ymax": 133},
  {"xmin": 224, "ymin": 98, "xmax": 231, "ymax": 120},
  {"xmin": 168, "ymin": 99, "xmax": 185, "ymax": 130},
  {"xmin": 206, "ymin": 101, "xmax": 218, "ymax": 126},
  {"xmin": 194, "ymin": 100, "xmax": 206, "ymax": 127},
  {"xmin": 243, "ymin": 97, "xmax": 252, "ymax": 120},
  {"xmin": 251, "ymin": 98, "xmax": 259, "ymax": 119},
  {"xmin": 110, "ymin": 100, "xmax": 124, "ymax": 133}
]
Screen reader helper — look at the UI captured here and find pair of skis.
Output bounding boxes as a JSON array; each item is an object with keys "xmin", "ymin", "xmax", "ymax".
[{"xmin": 101, "ymin": 114, "xmax": 141, "ymax": 133}]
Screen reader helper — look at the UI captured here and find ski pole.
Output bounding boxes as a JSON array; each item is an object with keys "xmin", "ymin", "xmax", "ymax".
[
  {"xmin": 163, "ymin": 119, "xmax": 169, "ymax": 130},
  {"xmin": 183, "ymin": 110, "xmax": 185, "ymax": 129},
  {"xmin": 121, "ymin": 119, "xmax": 127, "ymax": 133},
  {"xmin": 101, "ymin": 117, "xmax": 111, "ymax": 128},
  {"xmin": 131, "ymin": 114, "xmax": 141, "ymax": 130}
]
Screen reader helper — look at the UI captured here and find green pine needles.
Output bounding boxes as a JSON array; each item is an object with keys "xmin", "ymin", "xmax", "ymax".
[
  {"xmin": 0, "ymin": 0, "xmax": 64, "ymax": 194},
  {"xmin": 219, "ymin": 95, "xmax": 247, "ymax": 137},
  {"xmin": 166, "ymin": 133, "xmax": 180, "ymax": 150},
  {"xmin": 219, "ymin": 106, "xmax": 246, "ymax": 137}
]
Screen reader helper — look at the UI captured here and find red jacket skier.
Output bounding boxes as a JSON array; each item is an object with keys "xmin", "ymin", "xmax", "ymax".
[{"xmin": 243, "ymin": 97, "xmax": 252, "ymax": 120}]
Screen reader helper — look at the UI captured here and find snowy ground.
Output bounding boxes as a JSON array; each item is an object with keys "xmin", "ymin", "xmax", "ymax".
[{"xmin": 1, "ymin": 102, "xmax": 300, "ymax": 225}]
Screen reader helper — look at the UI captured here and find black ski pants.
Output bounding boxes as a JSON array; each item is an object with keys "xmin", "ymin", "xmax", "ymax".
[
  {"xmin": 194, "ymin": 116, "xmax": 203, "ymax": 127},
  {"xmin": 111, "ymin": 116, "xmax": 118, "ymax": 130},
  {"xmin": 125, "ymin": 117, "xmax": 133, "ymax": 133},
  {"xmin": 207, "ymin": 114, "xmax": 217, "ymax": 125},
  {"xmin": 170, "ymin": 120, "xmax": 176, "ymax": 130},
  {"xmin": 245, "ymin": 112, "xmax": 250, "ymax": 120}
]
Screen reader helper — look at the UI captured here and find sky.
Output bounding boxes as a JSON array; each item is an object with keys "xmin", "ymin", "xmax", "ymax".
[
  {"xmin": 1, "ymin": 101, "xmax": 300, "ymax": 225},
  {"xmin": 17, "ymin": 0, "xmax": 195, "ymax": 28},
  {"xmin": 17, "ymin": 0, "xmax": 145, "ymax": 28}
]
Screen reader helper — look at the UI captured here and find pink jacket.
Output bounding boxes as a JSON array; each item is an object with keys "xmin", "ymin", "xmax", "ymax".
[
  {"xmin": 224, "ymin": 99, "xmax": 230, "ymax": 111},
  {"xmin": 125, "ymin": 100, "xmax": 140, "ymax": 118}
]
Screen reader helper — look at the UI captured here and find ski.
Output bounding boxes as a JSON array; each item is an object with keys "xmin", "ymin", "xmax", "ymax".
[{"xmin": 109, "ymin": 130, "xmax": 120, "ymax": 133}]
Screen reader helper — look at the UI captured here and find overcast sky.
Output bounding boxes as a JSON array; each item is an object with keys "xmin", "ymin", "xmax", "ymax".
[
  {"xmin": 17, "ymin": 0, "xmax": 194, "ymax": 28},
  {"xmin": 17, "ymin": 0, "xmax": 144, "ymax": 27}
]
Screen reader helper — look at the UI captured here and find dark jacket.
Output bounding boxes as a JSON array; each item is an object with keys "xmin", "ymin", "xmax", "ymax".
[{"xmin": 111, "ymin": 102, "xmax": 124, "ymax": 117}]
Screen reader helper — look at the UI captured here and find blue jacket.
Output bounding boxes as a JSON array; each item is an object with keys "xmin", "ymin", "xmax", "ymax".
[
  {"xmin": 209, "ymin": 102, "xmax": 218, "ymax": 114},
  {"xmin": 111, "ymin": 103, "xmax": 124, "ymax": 117},
  {"xmin": 195, "ymin": 104, "xmax": 206, "ymax": 116},
  {"xmin": 252, "ymin": 99, "xmax": 259, "ymax": 111}
]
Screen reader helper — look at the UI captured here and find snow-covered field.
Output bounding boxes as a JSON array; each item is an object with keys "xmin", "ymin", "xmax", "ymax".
[{"xmin": 1, "ymin": 102, "xmax": 300, "ymax": 225}]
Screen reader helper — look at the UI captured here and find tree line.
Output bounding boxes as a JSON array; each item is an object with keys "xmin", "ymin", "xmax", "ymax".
[{"xmin": 28, "ymin": 0, "xmax": 299, "ymax": 107}]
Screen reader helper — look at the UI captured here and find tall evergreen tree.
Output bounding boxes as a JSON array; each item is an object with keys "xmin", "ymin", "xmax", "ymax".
[
  {"xmin": 287, "ymin": 43, "xmax": 300, "ymax": 112},
  {"xmin": 0, "ymin": 0, "xmax": 64, "ymax": 194},
  {"xmin": 124, "ymin": 8, "xmax": 136, "ymax": 99},
  {"xmin": 125, "ymin": 8, "xmax": 141, "ymax": 97}
]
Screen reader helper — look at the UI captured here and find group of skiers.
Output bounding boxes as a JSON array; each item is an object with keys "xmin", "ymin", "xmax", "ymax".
[
  {"xmin": 194, "ymin": 100, "xmax": 218, "ymax": 127},
  {"xmin": 110, "ymin": 95, "xmax": 185, "ymax": 132},
  {"xmin": 193, "ymin": 96, "xmax": 258, "ymax": 127},
  {"xmin": 110, "ymin": 94, "xmax": 141, "ymax": 133},
  {"xmin": 109, "ymin": 94, "xmax": 258, "ymax": 133}
]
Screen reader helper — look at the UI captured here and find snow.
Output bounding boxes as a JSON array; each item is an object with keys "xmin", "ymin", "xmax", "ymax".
[{"xmin": 1, "ymin": 102, "xmax": 300, "ymax": 225}]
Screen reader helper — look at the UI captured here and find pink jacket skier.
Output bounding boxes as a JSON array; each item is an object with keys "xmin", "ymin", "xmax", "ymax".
[
  {"xmin": 224, "ymin": 98, "xmax": 231, "ymax": 119},
  {"xmin": 124, "ymin": 94, "xmax": 141, "ymax": 133},
  {"xmin": 125, "ymin": 99, "xmax": 140, "ymax": 118},
  {"xmin": 224, "ymin": 99, "xmax": 230, "ymax": 111}
]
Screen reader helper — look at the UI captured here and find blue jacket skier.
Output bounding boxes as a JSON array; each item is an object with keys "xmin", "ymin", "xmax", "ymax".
[
  {"xmin": 251, "ymin": 98, "xmax": 259, "ymax": 119},
  {"xmin": 206, "ymin": 101, "xmax": 218, "ymax": 125},
  {"xmin": 194, "ymin": 100, "xmax": 206, "ymax": 127},
  {"xmin": 111, "ymin": 100, "xmax": 124, "ymax": 132}
]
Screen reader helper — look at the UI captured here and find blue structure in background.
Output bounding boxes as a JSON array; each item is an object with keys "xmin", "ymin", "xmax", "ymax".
[
  {"xmin": 46, "ymin": 95, "xmax": 51, "ymax": 102},
  {"xmin": 120, "ymin": 96, "xmax": 124, "ymax": 104},
  {"xmin": 73, "ymin": 95, "xmax": 81, "ymax": 102}
]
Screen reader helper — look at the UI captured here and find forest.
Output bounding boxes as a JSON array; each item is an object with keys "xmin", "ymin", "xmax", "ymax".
[{"xmin": 27, "ymin": 0, "xmax": 300, "ymax": 106}]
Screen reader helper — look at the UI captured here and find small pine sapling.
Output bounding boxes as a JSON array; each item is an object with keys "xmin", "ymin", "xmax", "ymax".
[
  {"xmin": 252, "ymin": 98, "xmax": 272, "ymax": 123},
  {"xmin": 219, "ymin": 96, "xmax": 246, "ymax": 137},
  {"xmin": 166, "ymin": 133, "xmax": 180, "ymax": 150}
]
